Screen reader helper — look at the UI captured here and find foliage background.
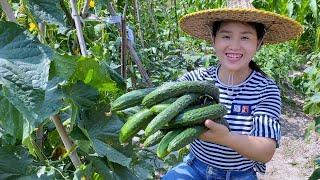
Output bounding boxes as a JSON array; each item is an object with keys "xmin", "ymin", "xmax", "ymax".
[{"xmin": 0, "ymin": 0, "xmax": 319, "ymax": 179}]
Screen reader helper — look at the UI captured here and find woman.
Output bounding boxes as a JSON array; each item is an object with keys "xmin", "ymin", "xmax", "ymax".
[{"xmin": 162, "ymin": 0, "xmax": 303, "ymax": 179}]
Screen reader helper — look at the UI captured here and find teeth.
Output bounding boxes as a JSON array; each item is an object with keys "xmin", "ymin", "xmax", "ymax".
[{"xmin": 226, "ymin": 53, "xmax": 242, "ymax": 58}]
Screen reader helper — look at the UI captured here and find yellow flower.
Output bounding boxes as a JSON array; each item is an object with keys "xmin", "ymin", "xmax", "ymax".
[
  {"xmin": 28, "ymin": 22, "xmax": 36, "ymax": 31},
  {"xmin": 89, "ymin": 0, "xmax": 95, "ymax": 8}
]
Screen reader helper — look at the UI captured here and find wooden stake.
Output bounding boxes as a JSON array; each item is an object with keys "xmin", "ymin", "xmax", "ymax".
[{"xmin": 106, "ymin": 2, "xmax": 153, "ymax": 87}]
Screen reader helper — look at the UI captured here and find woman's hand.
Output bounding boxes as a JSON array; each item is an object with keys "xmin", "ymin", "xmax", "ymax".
[
  {"xmin": 199, "ymin": 119, "xmax": 276, "ymax": 163},
  {"xmin": 199, "ymin": 119, "xmax": 231, "ymax": 146}
]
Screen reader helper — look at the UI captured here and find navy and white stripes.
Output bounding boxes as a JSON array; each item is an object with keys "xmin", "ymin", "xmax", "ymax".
[{"xmin": 178, "ymin": 65, "xmax": 281, "ymax": 174}]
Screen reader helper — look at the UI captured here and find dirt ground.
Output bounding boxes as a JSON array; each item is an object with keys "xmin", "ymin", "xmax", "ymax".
[{"xmin": 258, "ymin": 95, "xmax": 320, "ymax": 180}]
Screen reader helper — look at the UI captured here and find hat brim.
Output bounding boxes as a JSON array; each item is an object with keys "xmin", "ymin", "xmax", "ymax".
[{"xmin": 179, "ymin": 8, "xmax": 303, "ymax": 44}]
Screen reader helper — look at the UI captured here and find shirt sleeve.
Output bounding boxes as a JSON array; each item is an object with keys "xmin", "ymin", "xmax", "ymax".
[{"xmin": 250, "ymin": 82, "xmax": 281, "ymax": 147}]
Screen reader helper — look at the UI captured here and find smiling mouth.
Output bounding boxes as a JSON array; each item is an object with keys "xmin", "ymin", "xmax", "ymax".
[{"xmin": 226, "ymin": 53, "xmax": 243, "ymax": 62}]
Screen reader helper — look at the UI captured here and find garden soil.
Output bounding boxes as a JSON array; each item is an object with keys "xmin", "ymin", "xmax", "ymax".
[{"xmin": 258, "ymin": 95, "xmax": 320, "ymax": 180}]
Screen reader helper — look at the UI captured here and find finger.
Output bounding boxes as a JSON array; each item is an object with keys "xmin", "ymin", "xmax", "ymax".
[{"xmin": 204, "ymin": 119, "xmax": 217, "ymax": 129}]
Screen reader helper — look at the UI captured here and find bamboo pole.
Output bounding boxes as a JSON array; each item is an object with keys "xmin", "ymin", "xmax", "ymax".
[
  {"xmin": 0, "ymin": 0, "xmax": 16, "ymax": 22},
  {"xmin": 120, "ymin": 4, "xmax": 128, "ymax": 79},
  {"xmin": 106, "ymin": 2, "xmax": 153, "ymax": 87},
  {"xmin": 69, "ymin": 0, "xmax": 88, "ymax": 56},
  {"xmin": 52, "ymin": 115, "xmax": 82, "ymax": 167},
  {"xmin": 134, "ymin": 0, "xmax": 145, "ymax": 48}
]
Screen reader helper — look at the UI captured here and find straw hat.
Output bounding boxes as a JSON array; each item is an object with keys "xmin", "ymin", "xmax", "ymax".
[{"xmin": 179, "ymin": 0, "xmax": 303, "ymax": 44}]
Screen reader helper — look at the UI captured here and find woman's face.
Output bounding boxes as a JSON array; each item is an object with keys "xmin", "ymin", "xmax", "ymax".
[{"xmin": 213, "ymin": 21, "xmax": 260, "ymax": 73}]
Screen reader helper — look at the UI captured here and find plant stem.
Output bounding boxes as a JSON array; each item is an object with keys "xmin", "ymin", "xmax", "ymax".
[
  {"xmin": 0, "ymin": 0, "xmax": 16, "ymax": 22},
  {"xmin": 51, "ymin": 115, "xmax": 82, "ymax": 168},
  {"xmin": 69, "ymin": 0, "xmax": 88, "ymax": 56}
]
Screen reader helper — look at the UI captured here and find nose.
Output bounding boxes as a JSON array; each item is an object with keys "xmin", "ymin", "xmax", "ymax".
[{"xmin": 228, "ymin": 39, "xmax": 241, "ymax": 50}]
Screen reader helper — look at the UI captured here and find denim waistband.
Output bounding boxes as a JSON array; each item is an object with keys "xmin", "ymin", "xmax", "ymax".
[{"xmin": 187, "ymin": 151, "xmax": 257, "ymax": 179}]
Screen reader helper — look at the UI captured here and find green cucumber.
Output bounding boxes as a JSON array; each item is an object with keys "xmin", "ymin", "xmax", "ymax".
[
  {"xmin": 143, "ymin": 130, "xmax": 166, "ymax": 147},
  {"xmin": 144, "ymin": 93, "xmax": 200, "ymax": 137},
  {"xmin": 111, "ymin": 87, "xmax": 155, "ymax": 111},
  {"xmin": 167, "ymin": 126, "xmax": 207, "ymax": 152},
  {"xmin": 169, "ymin": 104, "xmax": 228, "ymax": 128},
  {"xmin": 157, "ymin": 129, "xmax": 183, "ymax": 158},
  {"xmin": 142, "ymin": 81, "xmax": 219, "ymax": 107},
  {"xmin": 149, "ymin": 98, "xmax": 178, "ymax": 114},
  {"xmin": 119, "ymin": 109, "xmax": 154, "ymax": 143}
]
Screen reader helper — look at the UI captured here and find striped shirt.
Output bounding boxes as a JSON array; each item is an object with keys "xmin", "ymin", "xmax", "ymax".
[{"xmin": 178, "ymin": 65, "xmax": 281, "ymax": 174}]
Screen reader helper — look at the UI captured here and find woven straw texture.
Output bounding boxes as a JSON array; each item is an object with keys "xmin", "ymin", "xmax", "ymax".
[{"xmin": 179, "ymin": 8, "xmax": 303, "ymax": 44}]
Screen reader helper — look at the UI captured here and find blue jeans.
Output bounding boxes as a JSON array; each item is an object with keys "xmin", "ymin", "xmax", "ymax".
[{"xmin": 161, "ymin": 153, "xmax": 258, "ymax": 180}]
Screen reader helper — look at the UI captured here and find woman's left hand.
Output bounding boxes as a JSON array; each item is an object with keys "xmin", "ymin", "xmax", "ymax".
[{"xmin": 199, "ymin": 119, "xmax": 231, "ymax": 146}]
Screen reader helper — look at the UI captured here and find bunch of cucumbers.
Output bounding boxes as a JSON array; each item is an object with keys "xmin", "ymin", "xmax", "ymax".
[{"xmin": 111, "ymin": 80, "xmax": 229, "ymax": 158}]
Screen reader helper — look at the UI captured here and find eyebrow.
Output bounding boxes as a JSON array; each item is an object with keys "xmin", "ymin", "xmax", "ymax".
[{"xmin": 218, "ymin": 30, "xmax": 255, "ymax": 35}]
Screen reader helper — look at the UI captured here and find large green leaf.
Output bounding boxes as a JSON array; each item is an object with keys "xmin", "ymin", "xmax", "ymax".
[
  {"xmin": 111, "ymin": 163, "xmax": 139, "ymax": 180},
  {"xmin": 88, "ymin": 156, "xmax": 113, "ymax": 179},
  {"xmin": 0, "ymin": 22, "xmax": 66, "ymax": 140},
  {"xmin": 49, "ymin": 53, "xmax": 77, "ymax": 81},
  {"xmin": 0, "ymin": 97, "xmax": 23, "ymax": 140},
  {"xmin": 62, "ymin": 81, "xmax": 99, "ymax": 109},
  {"xmin": 92, "ymin": 139, "xmax": 131, "ymax": 167},
  {"xmin": 70, "ymin": 57, "xmax": 120, "ymax": 95},
  {"xmin": 25, "ymin": 0, "xmax": 67, "ymax": 33},
  {"xmin": 0, "ymin": 21, "xmax": 52, "ymax": 124},
  {"xmin": 76, "ymin": 98, "xmax": 133, "ymax": 168},
  {"xmin": 0, "ymin": 145, "xmax": 34, "ymax": 179}
]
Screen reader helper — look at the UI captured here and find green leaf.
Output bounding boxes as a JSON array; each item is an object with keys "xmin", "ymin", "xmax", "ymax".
[
  {"xmin": 309, "ymin": 0, "xmax": 318, "ymax": 22},
  {"xmin": 310, "ymin": 93, "xmax": 320, "ymax": 103},
  {"xmin": 62, "ymin": 81, "xmax": 99, "ymax": 109},
  {"xmin": 70, "ymin": 125, "xmax": 90, "ymax": 141},
  {"xmin": 70, "ymin": 57, "xmax": 120, "ymax": 94},
  {"xmin": 88, "ymin": 156, "xmax": 113, "ymax": 179},
  {"xmin": 100, "ymin": 61, "xmax": 126, "ymax": 89},
  {"xmin": 0, "ymin": 21, "xmax": 62, "ymax": 130},
  {"xmin": 77, "ymin": 100, "xmax": 133, "ymax": 168},
  {"xmin": 25, "ymin": 0, "xmax": 67, "ymax": 33},
  {"xmin": 49, "ymin": 53, "xmax": 77, "ymax": 81},
  {"xmin": 92, "ymin": 139, "xmax": 131, "ymax": 168},
  {"xmin": 0, "ymin": 145, "xmax": 35, "ymax": 179},
  {"xmin": 111, "ymin": 163, "xmax": 139, "ymax": 180},
  {"xmin": 73, "ymin": 163, "xmax": 94, "ymax": 180},
  {"xmin": 0, "ymin": 97, "xmax": 23, "ymax": 140},
  {"xmin": 38, "ymin": 77, "xmax": 65, "ymax": 120},
  {"xmin": 309, "ymin": 168, "xmax": 320, "ymax": 180}
]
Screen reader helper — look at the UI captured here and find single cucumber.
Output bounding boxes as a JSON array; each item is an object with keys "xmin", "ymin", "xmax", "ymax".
[
  {"xmin": 169, "ymin": 104, "xmax": 228, "ymax": 128},
  {"xmin": 119, "ymin": 109, "xmax": 154, "ymax": 143},
  {"xmin": 142, "ymin": 81, "xmax": 219, "ymax": 107},
  {"xmin": 143, "ymin": 130, "xmax": 166, "ymax": 147},
  {"xmin": 149, "ymin": 98, "xmax": 178, "ymax": 114},
  {"xmin": 111, "ymin": 87, "xmax": 155, "ymax": 111},
  {"xmin": 167, "ymin": 126, "xmax": 207, "ymax": 152},
  {"xmin": 157, "ymin": 129, "xmax": 183, "ymax": 158},
  {"xmin": 116, "ymin": 106, "xmax": 143, "ymax": 122},
  {"xmin": 144, "ymin": 93, "xmax": 200, "ymax": 137},
  {"xmin": 150, "ymin": 104, "xmax": 170, "ymax": 114}
]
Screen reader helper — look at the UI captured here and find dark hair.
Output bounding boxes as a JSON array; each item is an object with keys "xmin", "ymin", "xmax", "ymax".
[{"xmin": 211, "ymin": 21, "xmax": 267, "ymax": 76}]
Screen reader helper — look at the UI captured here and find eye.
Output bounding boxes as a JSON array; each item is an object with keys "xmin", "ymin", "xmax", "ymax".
[
  {"xmin": 222, "ymin": 35, "xmax": 230, "ymax": 39},
  {"xmin": 241, "ymin": 36, "xmax": 250, "ymax": 40}
]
